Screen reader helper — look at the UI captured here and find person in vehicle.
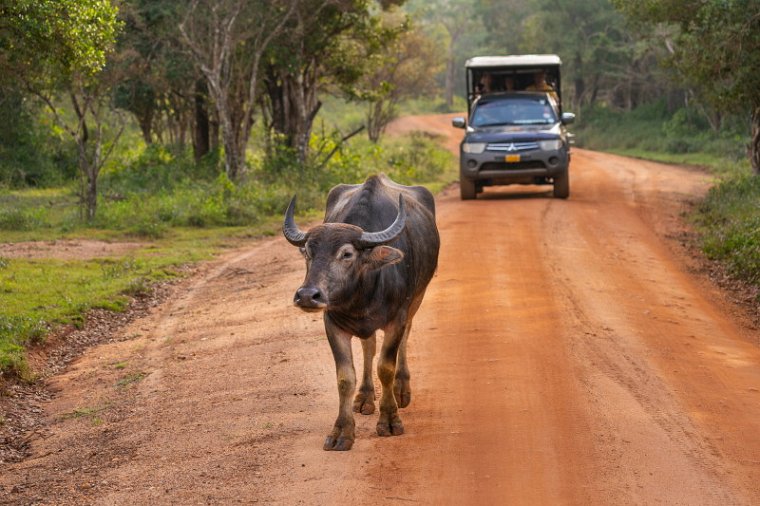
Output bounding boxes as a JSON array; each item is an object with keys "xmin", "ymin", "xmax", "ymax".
[
  {"xmin": 526, "ymin": 70, "xmax": 558, "ymax": 102},
  {"xmin": 477, "ymin": 72, "xmax": 495, "ymax": 94}
]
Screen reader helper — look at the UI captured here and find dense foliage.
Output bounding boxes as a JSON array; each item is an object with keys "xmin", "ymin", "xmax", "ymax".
[{"xmin": 614, "ymin": 0, "xmax": 760, "ymax": 174}]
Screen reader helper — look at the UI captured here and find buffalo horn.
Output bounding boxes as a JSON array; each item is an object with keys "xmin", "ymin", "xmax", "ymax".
[
  {"xmin": 358, "ymin": 196, "xmax": 407, "ymax": 247},
  {"xmin": 283, "ymin": 196, "xmax": 308, "ymax": 246}
]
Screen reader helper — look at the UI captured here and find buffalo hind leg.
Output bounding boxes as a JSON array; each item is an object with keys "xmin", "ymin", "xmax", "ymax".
[
  {"xmin": 395, "ymin": 297, "xmax": 423, "ymax": 409},
  {"xmin": 393, "ymin": 324, "xmax": 412, "ymax": 408},
  {"xmin": 324, "ymin": 317, "xmax": 356, "ymax": 451},
  {"xmin": 376, "ymin": 320, "xmax": 406, "ymax": 437},
  {"xmin": 353, "ymin": 333, "xmax": 376, "ymax": 415}
]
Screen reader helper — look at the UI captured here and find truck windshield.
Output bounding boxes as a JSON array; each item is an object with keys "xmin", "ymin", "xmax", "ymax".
[{"xmin": 470, "ymin": 97, "xmax": 556, "ymax": 127}]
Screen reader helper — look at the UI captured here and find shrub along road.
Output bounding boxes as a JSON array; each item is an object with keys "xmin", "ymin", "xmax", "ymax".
[{"xmin": 2, "ymin": 115, "xmax": 760, "ymax": 504}]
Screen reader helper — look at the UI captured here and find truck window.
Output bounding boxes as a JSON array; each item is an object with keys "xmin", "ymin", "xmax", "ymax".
[{"xmin": 470, "ymin": 97, "xmax": 557, "ymax": 127}]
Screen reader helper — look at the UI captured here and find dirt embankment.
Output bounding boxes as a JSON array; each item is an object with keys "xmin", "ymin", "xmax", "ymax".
[{"xmin": 2, "ymin": 115, "xmax": 760, "ymax": 505}]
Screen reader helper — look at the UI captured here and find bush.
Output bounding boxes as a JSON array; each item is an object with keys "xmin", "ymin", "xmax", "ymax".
[
  {"xmin": 0, "ymin": 89, "xmax": 77, "ymax": 188},
  {"xmin": 575, "ymin": 102, "xmax": 746, "ymax": 160},
  {"xmin": 695, "ymin": 172, "xmax": 760, "ymax": 285},
  {"xmin": 93, "ymin": 134, "xmax": 449, "ymax": 233},
  {"xmin": 0, "ymin": 208, "xmax": 48, "ymax": 231},
  {"xmin": 0, "ymin": 315, "xmax": 46, "ymax": 380}
]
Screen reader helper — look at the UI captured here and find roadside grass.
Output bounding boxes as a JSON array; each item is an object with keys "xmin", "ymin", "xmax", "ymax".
[
  {"xmin": 576, "ymin": 103, "xmax": 758, "ymax": 300},
  {"xmin": 693, "ymin": 172, "xmax": 760, "ymax": 286},
  {"xmin": 115, "ymin": 371, "xmax": 147, "ymax": 388},
  {"xmin": 0, "ymin": 131, "xmax": 456, "ymax": 379},
  {"xmin": 62, "ymin": 404, "xmax": 109, "ymax": 426},
  {"xmin": 600, "ymin": 149, "xmax": 734, "ymax": 174},
  {"xmin": 0, "ymin": 230, "xmax": 227, "ymax": 380}
]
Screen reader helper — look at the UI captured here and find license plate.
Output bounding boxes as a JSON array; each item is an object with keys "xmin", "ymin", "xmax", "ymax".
[{"xmin": 505, "ymin": 154, "xmax": 521, "ymax": 163}]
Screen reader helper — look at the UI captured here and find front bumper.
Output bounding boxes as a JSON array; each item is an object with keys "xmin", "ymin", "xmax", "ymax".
[{"xmin": 460, "ymin": 147, "xmax": 569, "ymax": 184}]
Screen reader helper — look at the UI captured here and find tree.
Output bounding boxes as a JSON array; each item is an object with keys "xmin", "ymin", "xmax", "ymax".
[
  {"xmin": 438, "ymin": 0, "xmax": 675, "ymax": 113},
  {"xmin": 0, "ymin": 0, "xmax": 123, "ymax": 220},
  {"xmin": 437, "ymin": 0, "xmax": 481, "ymax": 108},
  {"xmin": 0, "ymin": 0, "xmax": 119, "ymax": 82},
  {"xmin": 41, "ymin": 72, "xmax": 126, "ymax": 221},
  {"xmin": 261, "ymin": 0, "xmax": 405, "ymax": 164},
  {"xmin": 359, "ymin": 17, "xmax": 442, "ymax": 141},
  {"xmin": 115, "ymin": 0, "xmax": 215, "ymax": 160},
  {"xmin": 408, "ymin": 0, "xmax": 483, "ymax": 109},
  {"xmin": 614, "ymin": 0, "xmax": 760, "ymax": 174},
  {"xmin": 179, "ymin": 0, "xmax": 298, "ymax": 181}
]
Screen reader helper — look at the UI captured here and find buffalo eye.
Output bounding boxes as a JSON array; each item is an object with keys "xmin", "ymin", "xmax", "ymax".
[{"xmin": 337, "ymin": 245, "xmax": 356, "ymax": 261}]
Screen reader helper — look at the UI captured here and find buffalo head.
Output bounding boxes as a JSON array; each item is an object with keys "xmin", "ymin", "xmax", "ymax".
[{"xmin": 283, "ymin": 196, "xmax": 406, "ymax": 312}]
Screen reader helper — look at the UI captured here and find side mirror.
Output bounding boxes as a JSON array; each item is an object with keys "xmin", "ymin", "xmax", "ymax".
[
  {"xmin": 451, "ymin": 117, "xmax": 466, "ymax": 129},
  {"xmin": 561, "ymin": 112, "xmax": 575, "ymax": 125}
]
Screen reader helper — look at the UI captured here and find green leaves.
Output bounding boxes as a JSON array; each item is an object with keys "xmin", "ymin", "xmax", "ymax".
[
  {"xmin": 0, "ymin": 0, "xmax": 121, "ymax": 83},
  {"xmin": 615, "ymin": 0, "xmax": 760, "ymax": 112}
]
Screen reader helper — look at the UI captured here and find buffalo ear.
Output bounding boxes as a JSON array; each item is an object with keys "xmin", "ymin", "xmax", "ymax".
[{"xmin": 364, "ymin": 245, "xmax": 404, "ymax": 270}]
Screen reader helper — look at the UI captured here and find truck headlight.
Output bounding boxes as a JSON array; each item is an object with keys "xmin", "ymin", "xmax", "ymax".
[
  {"xmin": 539, "ymin": 139, "xmax": 562, "ymax": 151},
  {"xmin": 462, "ymin": 142, "xmax": 486, "ymax": 154}
]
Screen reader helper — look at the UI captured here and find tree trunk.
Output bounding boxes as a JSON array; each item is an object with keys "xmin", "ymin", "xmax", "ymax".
[
  {"xmin": 138, "ymin": 111, "xmax": 153, "ymax": 145},
  {"xmin": 263, "ymin": 66, "xmax": 320, "ymax": 164},
  {"xmin": 193, "ymin": 80, "xmax": 211, "ymax": 162},
  {"xmin": 85, "ymin": 166, "xmax": 98, "ymax": 221},
  {"xmin": 752, "ymin": 106, "xmax": 760, "ymax": 175},
  {"xmin": 367, "ymin": 101, "xmax": 383, "ymax": 143},
  {"xmin": 75, "ymin": 135, "xmax": 98, "ymax": 221},
  {"xmin": 573, "ymin": 53, "xmax": 584, "ymax": 109},
  {"xmin": 444, "ymin": 50, "xmax": 456, "ymax": 109},
  {"xmin": 218, "ymin": 108, "xmax": 242, "ymax": 180},
  {"xmin": 210, "ymin": 115, "xmax": 220, "ymax": 152}
]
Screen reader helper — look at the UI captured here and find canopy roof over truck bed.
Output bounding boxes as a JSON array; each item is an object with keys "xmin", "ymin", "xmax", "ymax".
[
  {"xmin": 465, "ymin": 54, "xmax": 563, "ymax": 113},
  {"xmin": 466, "ymin": 55, "xmax": 561, "ymax": 68}
]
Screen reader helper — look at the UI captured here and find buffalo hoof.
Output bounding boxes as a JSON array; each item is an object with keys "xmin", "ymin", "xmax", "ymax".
[
  {"xmin": 376, "ymin": 413, "xmax": 404, "ymax": 437},
  {"xmin": 353, "ymin": 391, "xmax": 376, "ymax": 415},
  {"xmin": 323, "ymin": 434, "xmax": 354, "ymax": 451},
  {"xmin": 393, "ymin": 379, "xmax": 411, "ymax": 408}
]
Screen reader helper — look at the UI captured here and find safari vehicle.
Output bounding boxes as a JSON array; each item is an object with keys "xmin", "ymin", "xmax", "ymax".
[{"xmin": 452, "ymin": 55, "xmax": 575, "ymax": 199}]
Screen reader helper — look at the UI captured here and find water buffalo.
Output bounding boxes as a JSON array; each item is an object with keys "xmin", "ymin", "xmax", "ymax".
[{"xmin": 283, "ymin": 174, "xmax": 440, "ymax": 451}]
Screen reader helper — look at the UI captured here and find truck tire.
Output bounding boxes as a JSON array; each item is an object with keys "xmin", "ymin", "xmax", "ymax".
[
  {"xmin": 460, "ymin": 177, "xmax": 476, "ymax": 200},
  {"xmin": 553, "ymin": 168, "xmax": 569, "ymax": 199}
]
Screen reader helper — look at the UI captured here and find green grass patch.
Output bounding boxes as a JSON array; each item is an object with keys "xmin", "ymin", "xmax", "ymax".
[
  {"xmin": 62, "ymin": 404, "xmax": 109, "ymax": 426},
  {"xmin": 115, "ymin": 371, "xmax": 147, "ymax": 388},
  {"xmin": 693, "ymin": 171, "xmax": 760, "ymax": 287},
  {"xmin": 0, "ymin": 229, "xmax": 241, "ymax": 378}
]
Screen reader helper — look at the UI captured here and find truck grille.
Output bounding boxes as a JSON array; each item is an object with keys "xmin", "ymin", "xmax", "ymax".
[
  {"xmin": 486, "ymin": 141, "xmax": 539, "ymax": 152},
  {"xmin": 481, "ymin": 161, "xmax": 545, "ymax": 171}
]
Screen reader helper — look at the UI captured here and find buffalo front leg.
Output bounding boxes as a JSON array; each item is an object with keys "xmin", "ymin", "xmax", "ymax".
[
  {"xmin": 376, "ymin": 320, "xmax": 406, "ymax": 437},
  {"xmin": 353, "ymin": 333, "xmax": 376, "ymax": 415},
  {"xmin": 324, "ymin": 317, "xmax": 356, "ymax": 451}
]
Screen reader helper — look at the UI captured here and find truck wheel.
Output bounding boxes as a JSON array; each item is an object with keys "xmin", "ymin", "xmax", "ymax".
[
  {"xmin": 553, "ymin": 168, "xmax": 569, "ymax": 199},
  {"xmin": 460, "ymin": 177, "xmax": 476, "ymax": 200}
]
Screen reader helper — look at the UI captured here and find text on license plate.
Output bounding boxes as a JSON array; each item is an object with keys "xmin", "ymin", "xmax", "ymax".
[{"xmin": 505, "ymin": 154, "xmax": 521, "ymax": 163}]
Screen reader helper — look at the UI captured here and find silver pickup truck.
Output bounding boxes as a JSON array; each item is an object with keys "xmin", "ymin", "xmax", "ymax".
[{"xmin": 452, "ymin": 55, "xmax": 575, "ymax": 199}]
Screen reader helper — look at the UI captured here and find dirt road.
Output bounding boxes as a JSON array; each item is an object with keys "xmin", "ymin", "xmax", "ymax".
[{"xmin": 3, "ymin": 115, "xmax": 760, "ymax": 505}]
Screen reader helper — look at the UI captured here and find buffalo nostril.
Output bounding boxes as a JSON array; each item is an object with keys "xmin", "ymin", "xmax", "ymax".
[{"xmin": 296, "ymin": 287, "xmax": 324, "ymax": 306}]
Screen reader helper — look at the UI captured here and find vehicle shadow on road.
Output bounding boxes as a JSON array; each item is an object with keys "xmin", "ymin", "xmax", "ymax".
[{"xmin": 475, "ymin": 187, "xmax": 555, "ymax": 200}]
